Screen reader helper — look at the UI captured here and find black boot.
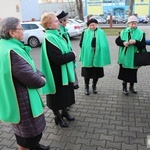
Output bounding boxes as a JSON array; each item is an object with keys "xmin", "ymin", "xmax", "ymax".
[
  {"xmin": 85, "ymin": 84, "xmax": 90, "ymax": 95},
  {"xmin": 54, "ymin": 111, "xmax": 69, "ymax": 127},
  {"xmin": 92, "ymin": 78, "xmax": 98, "ymax": 94},
  {"xmin": 30, "ymin": 144, "xmax": 50, "ymax": 150},
  {"xmin": 129, "ymin": 83, "xmax": 137, "ymax": 94},
  {"xmin": 92, "ymin": 84, "xmax": 97, "ymax": 94},
  {"xmin": 84, "ymin": 78, "xmax": 90, "ymax": 95},
  {"xmin": 62, "ymin": 108, "xmax": 75, "ymax": 121},
  {"xmin": 122, "ymin": 82, "xmax": 128, "ymax": 95}
]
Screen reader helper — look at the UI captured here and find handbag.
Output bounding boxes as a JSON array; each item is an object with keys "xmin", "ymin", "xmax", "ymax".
[{"xmin": 134, "ymin": 51, "xmax": 150, "ymax": 66}]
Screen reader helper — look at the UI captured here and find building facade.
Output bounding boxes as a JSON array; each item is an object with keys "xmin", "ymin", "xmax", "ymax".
[
  {"xmin": 0, "ymin": 0, "xmax": 39, "ymax": 22},
  {"xmin": 0, "ymin": 0, "xmax": 21, "ymax": 20},
  {"xmin": 84, "ymin": 0, "xmax": 150, "ymax": 18}
]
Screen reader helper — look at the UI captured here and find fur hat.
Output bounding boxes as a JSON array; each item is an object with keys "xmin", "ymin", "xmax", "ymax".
[
  {"xmin": 87, "ymin": 18, "xmax": 98, "ymax": 26},
  {"xmin": 127, "ymin": 15, "xmax": 138, "ymax": 24},
  {"xmin": 56, "ymin": 10, "xmax": 68, "ymax": 21}
]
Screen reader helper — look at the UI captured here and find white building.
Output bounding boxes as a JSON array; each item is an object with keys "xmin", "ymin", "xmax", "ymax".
[
  {"xmin": 0, "ymin": 0, "xmax": 39, "ymax": 22},
  {"xmin": 0, "ymin": 0, "xmax": 21, "ymax": 20}
]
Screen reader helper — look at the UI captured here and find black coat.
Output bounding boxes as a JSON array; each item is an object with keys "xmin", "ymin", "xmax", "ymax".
[{"xmin": 45, "ymin": 39, "xmax": 76, "ymax": 111}]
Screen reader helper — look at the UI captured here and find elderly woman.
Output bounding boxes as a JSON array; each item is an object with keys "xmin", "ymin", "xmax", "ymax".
[
  {"xmin": 56, "ymin": 10, "xmax": 79, "ymax": 90},
  {"xmin": 115, "ymin": 15, "xmax": 146, "ymax": 95},
  {"xmin": 40, "ymin": 12, "xmax": 76, "ymax": 128},
  {"xmin": 0, "ymin": 17, "xmax": 49, "ymax": 150},
  {"xmin": 79, "ymin": 18, "xmax": 111, "ymax": 95}
]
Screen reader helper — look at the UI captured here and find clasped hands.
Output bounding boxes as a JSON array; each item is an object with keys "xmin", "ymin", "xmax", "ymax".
[{"xmin": 123, "ymin": 39, "xmax": 136, "ymax": 47}]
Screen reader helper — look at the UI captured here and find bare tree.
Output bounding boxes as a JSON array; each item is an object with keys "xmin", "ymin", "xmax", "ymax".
[
  {"xmin": 75, "ymin": 0, "xmax": 84, "ymax": 21},
  {"xmin": 128, "ymin": 0, "xmax": 134, "ymax": 16}
]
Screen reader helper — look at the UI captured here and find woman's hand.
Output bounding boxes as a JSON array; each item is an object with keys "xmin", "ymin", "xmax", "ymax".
[
  {"xmin": 41, "ymin": 76, "xmax": 46, "ymax": 82},
  {"xmin": 72, "ymin": 51, "xmax": 76, "ymax": 58},
  {"xmin": 129, "ymin": 39, "xmax": 136, "ymax": 45},
  {"xmin": 123, "ymin": 41, "xmax": 129, "ymax": 47}
]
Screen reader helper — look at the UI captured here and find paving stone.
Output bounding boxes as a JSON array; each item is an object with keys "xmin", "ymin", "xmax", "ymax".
[
  {"xmin": 106, "ymin": 141, "xmax": 121, "ymax": 149},
  {"xmin": 81, "ymin": 145, "xmax": 97, "ymax": 150},
  {"xmin": 122, "ymin": 143, "xmax": 137, "ymax": 150},
  {"xmin": 100, "ymin": 134, "xmax": 114, "ymax": 142},
  {"xmin": 115, "ymin": 135, "xmax": 129, "ymax": 144}
]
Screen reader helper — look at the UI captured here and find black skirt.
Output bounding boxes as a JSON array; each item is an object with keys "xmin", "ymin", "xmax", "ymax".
[
  {"xmin": 46, "ymin": 82, "xmax": 75, "ymax": 111},
  {"xmin": 15, "ymin": 133, "xmax": 42, "ymax": 148},
  {"xmin": 118, "ymin": 65, "xmax": 138, "ymax": 83},
  {"xmin": 81, "ymin": 67, "xmax": 104, "ymax": 78}
]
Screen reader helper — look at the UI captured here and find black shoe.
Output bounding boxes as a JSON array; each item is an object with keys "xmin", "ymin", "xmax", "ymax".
[
  {"xmin": 30, "ymin": 144, "xmax": 50, "ymax": 150},
  {"xmin": 123, "ymin": 89, "xmax": 129, "ymax": 96},
  {"xmin": 74, "ymin": 84, "xmax": 79, "ymax": 89},
  {"xmin": 54, "ymin": 111, "xmax": 69, "ymax": 127},
  {"xmin": 85, "ymin": 84, "xmax": 90, "ymax": 95},
  {"xmin": 54, "ymin": 117, "xmax": 69, "ymax": 127},
  {"xmin": 85, "ymin": 90, "xmax": 90, "ymax": 95},
  {"xmin": 92, "ymin": 84, "xmax": 97, "ymax": 94},
  {"xmin": 129, "ymin": 87, "xmax": 137, "ymax": 94},
  {"xmin": 62, "ymin": 111, "xmax": 75, "ymax": 121}
]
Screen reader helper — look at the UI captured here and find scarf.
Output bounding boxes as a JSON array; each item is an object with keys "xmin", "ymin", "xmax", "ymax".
[{"xmin": 118, "ymin": 27, "xmax": 144, "ymax": 69}]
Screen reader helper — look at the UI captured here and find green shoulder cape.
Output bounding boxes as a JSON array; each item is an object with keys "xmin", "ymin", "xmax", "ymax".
[
  {"xmin": 0, "ymin": 38, "xmax": 44, "ymax": 123},
  {"xmin": 117, "ymin": 27, "xmax": 144, "ymax": 69},
  {"xmin": 40, "ymin": 29, "xmax": 75, "ymax": 95},
  {"xmin": 79, "ymin": 28, "xmax": 111, "ymax": 67}
]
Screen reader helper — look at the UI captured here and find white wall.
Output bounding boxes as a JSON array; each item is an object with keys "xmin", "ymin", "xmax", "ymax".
[
  {"xmin": 0, "ymin": 0, "xmax": 21, "ymax": 20},
  {"xmin": 21, "ymin": 0, "xmax": 40, "ymax": 21}
]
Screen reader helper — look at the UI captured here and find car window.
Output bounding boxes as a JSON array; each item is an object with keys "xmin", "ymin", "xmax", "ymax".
[{"xmin": 22, "ymin": 24, "xmax": 39, "ymax": 30}]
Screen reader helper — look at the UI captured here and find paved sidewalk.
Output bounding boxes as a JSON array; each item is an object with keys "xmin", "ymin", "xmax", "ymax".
[{"xmin": 1, "ymin": 34, "xmax": 150, "ymax": 150}]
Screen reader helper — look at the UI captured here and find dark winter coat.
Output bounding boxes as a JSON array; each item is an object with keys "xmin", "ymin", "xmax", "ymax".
[
  {"xmin": 45, "ymin": 39, "xmax": 76, "ymax": 111},
  {"xmin": 10, "ymin": 51, "xmax": 46, "ymax": 138}
]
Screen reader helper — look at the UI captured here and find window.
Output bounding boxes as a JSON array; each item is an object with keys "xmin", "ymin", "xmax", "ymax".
[{"xmin": 22, "ymin": 24, "xmax": 39, "ymax": 30}]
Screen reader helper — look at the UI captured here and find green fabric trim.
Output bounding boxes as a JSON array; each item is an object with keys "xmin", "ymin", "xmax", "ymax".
[
  {"xmin": 40, "ymin": 29, "xmax": 75, "ymax": 95},
  {"xmin": 0, "ymin": 38, "xmax": 44, "ymax": 123},
  {"xmin": 118, "ymin": 27, "xmax": 144, "ymax": 69},
  {"xmin": 79, "ymin": 28, "xmax": 111, "ymax": 67}
]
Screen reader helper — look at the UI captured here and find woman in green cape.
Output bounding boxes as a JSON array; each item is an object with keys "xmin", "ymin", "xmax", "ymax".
[
  {"xmin": 0, "ymin": 17, "xmax": 49, "ymax": 150},
  {"xmin": 115, "ymin": 15, "xmax": 146, "ymax": 95},
  {"xmin": 40, "ymin": 12, "xmax": 76, "ymax": 128},
  {"xmin": 56, "ymin": 10, "xmax": 79, "ymax": 90},
  {"xmin": 79, "ymin": 18, "xmax": 111, "ymax": 95}
]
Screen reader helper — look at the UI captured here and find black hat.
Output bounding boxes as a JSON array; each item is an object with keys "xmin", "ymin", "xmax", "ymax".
[
  {"xmin": 87, "ymin": 18, "xmax": 98, "ymax": 26},
  {"xmin": 56, "ymin": 10, "xmax": 68, "ymax": 21}
]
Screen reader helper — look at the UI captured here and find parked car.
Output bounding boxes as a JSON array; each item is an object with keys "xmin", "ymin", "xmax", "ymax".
[
  {"xmin": 107, "ymin": 16, "xmax": 127, "ymax": 24},
  {"xmin": 138, "ymin": 16, "xmax": 149, "ymax": 24},
  {"xmin": 21, "ymin": 22, "xmax": 45, "ymax": 48},
  {"xmin": 68, "ymin": 19, "xmax": 86, "ymax": 30},
  {"xmin": 90, "ymin": 15, "xmax": 107, "ymax": 24},
  {"xmin": 66, "ymin": 19, "xmax": 83, "ymax": 37}
]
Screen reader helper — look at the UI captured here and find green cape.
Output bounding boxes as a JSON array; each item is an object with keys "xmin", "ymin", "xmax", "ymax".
[
  {"xmin": 79, "ymin": 28, "xmax": 111, "ymax": 67},
  {"xmin": 117, "ymin": 27, "xmax": 144, "ymax": 69},
  {"xmin": 40, "ymin": 29, "xmax": 75, "ymax": 95},
  {"xmin": 0, "ymin": 38, "xmax": 44, "ymax": 123}
]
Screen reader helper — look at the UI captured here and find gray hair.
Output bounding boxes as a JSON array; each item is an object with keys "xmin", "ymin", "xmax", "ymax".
[{"xmin": 0, "ymin": 17, "xmax": 20, "ymax": 39}]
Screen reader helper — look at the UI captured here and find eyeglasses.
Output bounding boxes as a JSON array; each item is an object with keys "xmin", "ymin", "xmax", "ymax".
[{"xmin": 15, "ymin": 28, "xmax": 24, "ymax": 31}]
